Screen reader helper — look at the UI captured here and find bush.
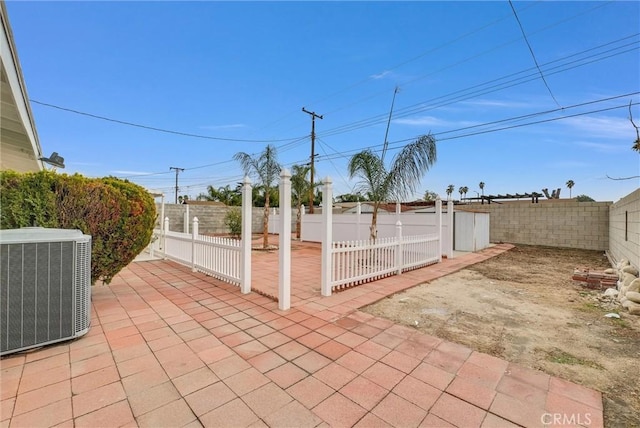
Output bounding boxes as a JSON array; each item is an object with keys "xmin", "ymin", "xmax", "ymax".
[
  {"xmin": 225, "ymin": 208, "xmax": 242, "ymax": 239},
  {"xmin": 0, "ymin": 170, "xmax": 156, "ymax": 284}
]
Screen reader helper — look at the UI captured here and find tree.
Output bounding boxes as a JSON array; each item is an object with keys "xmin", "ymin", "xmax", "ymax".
[
  {"xmin": 446, "ymin": 184, "xmax": 455, "ymax": 201},
  {"xmin": 423, "ymin": 190, "xmax": 438, "ymax": 201},
  {"xmin": 479, "ymin": 181, "xmax": 485, "ymax": 197},
  {"xmin": 234, "ymin": 145, "xmax": 281, "ymax": 248},
  {"xmin": 576, "ymin": 194, "xmax": 595, "ymax": 202},
  {"xmin": 462, "ymin": 186, "xmax": 469, "ymax": 200},
  {"xmin": 566, "ymin": 179, "xmax": 575, "ymax": 198},
  {"xmin": 348, "ymin": 134, "xmax": 437, "ymax": 240},
  {"xmin": 197, "ymin": 184, "xmax": 241, "ymax": 206},
  {"xmin": 291, "ymin": 164, "xmax": 311, "ymax": 239},
  {"xmin": 336, "ymin": 193, "xmax": 367, "ymax": 203}
]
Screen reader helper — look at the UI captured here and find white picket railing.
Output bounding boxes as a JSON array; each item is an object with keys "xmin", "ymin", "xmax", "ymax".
[
  {"xmin": 320, "ymin": 177, "xmax": 444, "ymax": 296},
  {"xmin": 152, "ymin": 219, "xmax": 243, "ymax": 286},
  {"xmin": 331, "ymin": 233, "xmax": 440, "ymax": 290}
]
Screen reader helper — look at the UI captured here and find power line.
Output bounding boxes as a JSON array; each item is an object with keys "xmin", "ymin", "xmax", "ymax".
[
  {"xmin": 508, "ymin": 0, "xmax": 561, "ymax": 108},
  {"xmin": 29, "ymin": 99, "xmax": 305, "ymax": 143}
]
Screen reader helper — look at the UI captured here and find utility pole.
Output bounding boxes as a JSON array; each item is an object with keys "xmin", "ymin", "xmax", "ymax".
[
  {"xmin": 302, "ymin": 107, "xmax": 323, "ymax": 213},
  {"xmin": 169, "ymin": 167, "xmax": 184, "ymax": 203}
]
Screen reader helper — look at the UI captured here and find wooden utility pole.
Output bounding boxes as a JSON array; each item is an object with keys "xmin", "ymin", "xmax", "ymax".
[
  {"xmin": 302, "ymin": 107, "xmax": 323, "ymax": 213},
  {"xmin": 170, "ymin": 166, "xmax": 184, "ymax": 203}
]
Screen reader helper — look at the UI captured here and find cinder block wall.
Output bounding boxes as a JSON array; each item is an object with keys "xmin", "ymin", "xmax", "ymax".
[
  {"xmin": 156, "ymin": 204, "xmax": 296, "ymax": 235},
  {"xmin": 457, "ymin": 199, "xmax": 611, "ymax": 250},
  {"xmin": 608, "ymin": 188, "xmax": 640, "ymax": 269}
]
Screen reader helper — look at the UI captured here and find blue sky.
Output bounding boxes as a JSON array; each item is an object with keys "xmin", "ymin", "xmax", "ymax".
[{"xmin": 7, "ymin": 1, "xmax": 640, "ymax": 202}]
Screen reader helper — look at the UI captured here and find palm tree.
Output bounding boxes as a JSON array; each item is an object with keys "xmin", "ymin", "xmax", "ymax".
[
  {"xmin": 234, "ymin": 145, "xmax": 281, "ymax": 249},
  {"xmin": 566, "ymin": 179, "xmax": 575, "ymax": 198},
  {"xmin": 462, "ymin": 186, "xmax": 469, "ymax": 201},
  {"xmin": 348, "ymin": 134, "xmax": 437, "ymax": 240},
  {"xmin": 446, "ymin": 184, "xmax": 455, "ymax": 201},
  {"xmin": 458, "ymin": 186, "xmax": 464, "ymax": 201},
  {"xmin": 291, "ymin": 164, "xmax": 311, "ymax": 239},
  {"xmin": 479, "ymin": 181, "xmax": 485, "ymax": 197}
]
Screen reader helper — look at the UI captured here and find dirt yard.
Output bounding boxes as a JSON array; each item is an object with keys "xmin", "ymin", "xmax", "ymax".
[{"xmin": 363, "ymin": 245, "xmax": 640, "ymax": 428}]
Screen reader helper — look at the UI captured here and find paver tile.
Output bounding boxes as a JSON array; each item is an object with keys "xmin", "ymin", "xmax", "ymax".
[
  {"xmin": 265, "ymin": 362, "xmax": 309, "ymax": 389},
  {"xmin": 13, "ymin": 380, "xmax": 71, "ymax": 416},
  {"xmin": 335, "ymin": 350, "xmax": 376, "ymax": 374},
  {"xmin": 224, "ymin": 367, "xmax": 270, "ymax": 396},
  {"xmin": 362, "ymin": 361, "xmax": 406, "ymax": 390},
  {"xmin": 248, "ymin": 350, "xmax": 286, "ymax": 373},
  {"xmin": 199, "ymin": 398, "xmax": 259, "ymax": 428},
  {"xmin": 71, "ymin": 366, "xmax": 120, "ymax": 395},
  {"xmin": 257, "ymin": 331, "xmax": 291, "ymax": 349},
  {"xmin": 136, "ymin": 398, "xmax": 197, "ymax": 428},
  {"xmin": 172, "ymin": 366, "xmax": 220, "ymax": 396},
  {"xmin": 121, "ymin": 367, "xmax": 169, "ymax": 395},
  {"xmin": 420, "ymin": 413, "xmax": 456, "ymax": 427},
  {"xmin": 73, "ymin": 400, "xmax": 134, "ymax": 428},
  {"xmin": 72, "ymin": 381, "xmax": 126, "ymax": 417},
  {"xmin": 263, "ymin": 399, "xmax": 323, "ymax": 428},
  {"xmin": 549, "ymin": 376, "xmax": 603, "ymax": 410},
  {"xmin": 208, "ymin": 355, "xmax": 251, "ymax": 379},
  {"xmin": 353, "ymin": 412, "xmax": 389, "ymax": 428},
  {"xmin": 340, "ymin": 376, "xmax": 388, "ymax": 410},
  {"xmin": 431, "ymin": 392, "xmax": 487, "ymax": 428},
  {"xmin": 274, "ymin": 340, "xmax": 310, "ymax": 361},
  {"xmin": 184, "ymin": 381, "xmax": 236, "ymax": 417},
  {"xmin": 312, "ymin": 392, "xmax": 367, "ymax": 427},
  {"xmin": 490, "ymin": 392, "xmax": 546, "ymax": 428},
  {"xmin": 292, "ymin": 350, "xmax": 332, "ymax": 374},
  {"xmin": 313, "ymin": 362, "xmax": 358, "ymax": 390},
  {"xmin": 241, "ymin": 382, "xmax": 293, "ymax": 418},
  {"xmin": 372, "ymin": 392, "xmax": 427, "ymax": 427},
  {"xmin": 286, "ymin": 376, "xmax": 334, "ymax": 409},
  {"xmin": 496, "ymin": 375, "xmax": 547, "ymax": 408},
  {"xmin": 480, "ymin": 413, "xmax": 522, "ymax": 428},
  {"xmin": 393, "ymin": 375, "xmax": 442, "ymax": 411},
  {"xmin": 446, "ymin": 375, "xmax": 496, "ymax": 410},
  {"xmin": 545, "ymin": 392, "xmax": 603, "ymax": 428},
  {"xmin": 18, "ymin": 364, "xmax": 71, "ymax": 394},
  {"xmin": 8, "ymin": 397, "xmax": 72, "ymax": 428},
  {"xmin": 380, "ymin": 349, "xmax": 421, "ymax": 374}
]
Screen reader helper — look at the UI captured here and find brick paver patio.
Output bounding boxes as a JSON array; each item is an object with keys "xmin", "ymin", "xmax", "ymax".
[{"xmin": 1, "ymin": 243, "xmax": 604, "ymax": 427}]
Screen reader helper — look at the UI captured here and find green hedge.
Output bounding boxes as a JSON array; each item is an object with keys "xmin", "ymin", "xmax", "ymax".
[{"xmin": 0, "ymin": 170, "xmax": 156, "ymax": 284}]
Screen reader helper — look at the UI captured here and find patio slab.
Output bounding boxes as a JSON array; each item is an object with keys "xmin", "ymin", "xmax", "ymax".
[{"xmin": 1, "ymin": 243, "xmax": 604, "ymax": 427}]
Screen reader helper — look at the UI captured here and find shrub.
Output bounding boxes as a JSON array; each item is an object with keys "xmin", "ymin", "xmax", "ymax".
[
  {"xmin": 225, "ymin": 208, "xmax": 242, "ymax": 239},
  {"xmin": 0, "ymin": 170, "xmax": 156, "ymax": 284}
]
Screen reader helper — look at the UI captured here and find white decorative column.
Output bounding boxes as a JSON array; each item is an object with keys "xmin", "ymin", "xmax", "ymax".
[
  {"xmin": 321, "ymin": 176, "xmax": 333, "ymax": 297},
  {"xmin": 435, "ymin": 197, "xmax": 442, "ymax": 262},
  {"xmin": 241, "ymin": 176, "xmax": 252, "ymax": 294},
  {"xmin": 279, "ymin": 169, "xmax": 292, "ymax": 310}
]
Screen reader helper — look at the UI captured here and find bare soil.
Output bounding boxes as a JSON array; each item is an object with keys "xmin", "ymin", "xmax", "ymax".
[{"xmin": 362, "ymin": 245, "xmax": 640, "ymax": 428}]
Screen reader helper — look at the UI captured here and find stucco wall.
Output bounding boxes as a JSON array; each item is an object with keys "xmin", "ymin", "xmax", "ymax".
[
  {"xmin": 608, "ymin": 188, "xmax": 640, "ymax": 270},
  {"xmin": 457, "ymin": 199, "xmax": 611, "ymax": 251}
]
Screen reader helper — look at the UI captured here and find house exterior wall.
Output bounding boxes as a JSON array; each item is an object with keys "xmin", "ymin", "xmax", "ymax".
[
  {"xmin": 608, "ymin": 188, "xmax": 640, "ymax": 270},
  {"xmin": 457, "ymin": 199, "xmax": 611, "ymax": 251}
]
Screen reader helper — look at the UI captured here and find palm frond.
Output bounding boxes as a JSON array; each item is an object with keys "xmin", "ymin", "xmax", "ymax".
[{"xmin": 387, "ymin": 134, "xmax": 437, "ymax": 200}]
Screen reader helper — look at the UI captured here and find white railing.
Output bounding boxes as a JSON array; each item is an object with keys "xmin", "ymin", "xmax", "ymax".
[
  {"xmin": 331, "ymin": 232, "xmax": 440, "ymax": 291},
  {"xmin": 152, "ymin": 218, "xmax": 242, "ymax": 285},
  {"xmin": 320, "ymin": 177, "xmax": 444, "ymax": 296},
  {"xmin": 151, "ymin": 176, "xmax": 254, "ymax": 294}
]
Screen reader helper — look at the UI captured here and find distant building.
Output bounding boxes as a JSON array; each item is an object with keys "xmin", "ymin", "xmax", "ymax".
[{"xmin": 1, "ymin": 1, "xmax": 44, "ymax": 172}]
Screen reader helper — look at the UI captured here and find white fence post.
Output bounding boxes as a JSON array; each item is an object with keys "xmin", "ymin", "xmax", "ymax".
[
  {"xmin": 321, "ymin": 176, "xmax": 333, "ymax": 297},
  {"xmin": 435, "ymin": 197, "xmax": 442, "ymax": 262},
  {"xmin": 356, "ymin": 202, "xmax": 361, "ymax": 241},
  {"xmin": 396, "ymin": 221, "xmax": 403, "ymax": 275},
  {"xmin": 300, "ymin": 205, "xmax": 305, "ymax": 243},
  {"xmin": 279, "ymin": 169, "xmax": 292, "ymax": 310},
  {"xmin": 163, "ymin": 217, "xmax": 170, "ymax": 259},
  {"xmin": 184, "ymin": 205, "xmax": 190, "ymax": 234},
  {"xmin": 191, "ymin": 217, "xmax": 198, "ymax": 272},
  {"xmin": 447, "ymin": 200, "xmax": 454, "ymax": 258},
  {"xmin": 241, "ymin": 176, "xmax": 252, "ymax": 294}
]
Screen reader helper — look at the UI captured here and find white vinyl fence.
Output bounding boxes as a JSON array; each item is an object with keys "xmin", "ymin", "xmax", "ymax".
[
  {"xmin": 150, "ymin": 177, "xmax": 253, "ymax": 293},
  {"xmin": 152, "ymin": 218, "xmax": 242, "ymax": 285},
  {"xmin": 331, "ymin": 230, "xmax": 440, "ymax": 290},
  {"xmin": 320, "ymin": 178, "xmax": 445, "ymax": 296}
]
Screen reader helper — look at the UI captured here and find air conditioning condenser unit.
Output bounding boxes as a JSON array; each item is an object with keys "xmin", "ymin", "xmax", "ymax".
[{"xmin": 0, "ymin": 228, "xmax": 92, "ymax": 356}]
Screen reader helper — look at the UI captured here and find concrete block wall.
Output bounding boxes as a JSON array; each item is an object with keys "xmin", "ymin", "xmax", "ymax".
[
  {"xmin": 457, "ymin": 199, "xmax": 611, "ymax": 251},
  {"xmin": 608, "ymin": 188, "xmax": 640, "ymax": 270},
  {"xmin": 156, "ymin": 204, "xmax": 297, "ymax": 235}
]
